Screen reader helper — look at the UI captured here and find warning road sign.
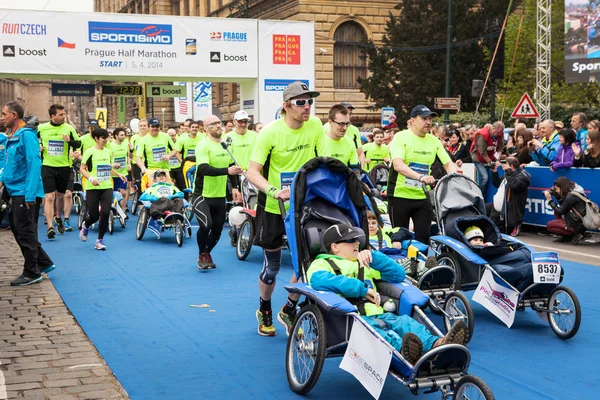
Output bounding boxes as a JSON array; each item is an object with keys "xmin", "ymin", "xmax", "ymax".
[{"xmin": 511, "ymin": 93, "xmax": 539, "ymax": 119}]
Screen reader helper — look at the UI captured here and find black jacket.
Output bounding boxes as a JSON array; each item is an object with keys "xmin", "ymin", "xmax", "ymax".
[
  {"xmin": 490, "ymin": 167, "xmax": 531, "ymax": 231},
  {"xmin": 549, "ymin": 189, "xmax": 587, "ymax": 229},
  {"xmin": 573, "ymin": 151, "xmax": 600, "ymax": 168}
]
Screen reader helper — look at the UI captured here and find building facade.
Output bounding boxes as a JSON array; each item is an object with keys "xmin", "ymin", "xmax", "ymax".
[{"xmin": 95, "ymin": 0, "xmax": 400, "ymax": 127}]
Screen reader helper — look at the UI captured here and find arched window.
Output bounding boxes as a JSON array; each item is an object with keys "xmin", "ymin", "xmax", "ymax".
[{"xmin": 334, "ymin": 21, "xmax": 368, "ymax": 89}]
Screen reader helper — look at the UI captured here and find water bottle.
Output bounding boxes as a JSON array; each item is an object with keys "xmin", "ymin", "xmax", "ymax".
[{"xmin": 383, "ymin": 299, "xmax": 397, "ymax": 313}]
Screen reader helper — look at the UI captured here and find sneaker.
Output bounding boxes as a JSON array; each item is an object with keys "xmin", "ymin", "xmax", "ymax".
[
  {"xmin": 570, "ymin": 233, "xmax": 584, "ymax": 245},
  {"xmin": 205, "ymin": 253, "xmax": 216, "ymax": 269},
  {"xmin": 197, "ymin": 253, "xmax": 211, "ymax": 270},
  {"xmin": 277, "ymin": 307, "xmax": 296, "ymax": 336},
  {"xmin": 54, "ymin": 217, "xmax": 65, "ymax": 234},
  {"xmin": 228, "ymin": 229, "xmax": 238, "ymax": 247},
  {"xmin": 441, "ymin": 320, "xmax": 468, "ymax": 346},
  {"xmin": 95, "ymin": 239, "xmax": 106, "ymax": 251},
  {"xmin": 10, "ymin": 274, "xmax": 43, "ymax": 286},
  {"xmin": 40, "ymin": 264, "xmax": 56, "ymax": 274},
  {"xmin": 79, "ymin": 224, "xmax": 89, "ymax": 242},
  {"xmin": 553, "ymin": 235, "xmax": 572, "ymax": 243},
  {"xmin": 47, "ymin": 227, "xmax": 56, "ymax": 240},
  {"xmin": 510, "ymin": 224, "xmax": 520, "ymax": 237},
  {"xmin": 401, "ymin": 332, "xmax": 423, "ymax": 365},
  {"xmin": 63, "ymin": 219, "xmax": 73, "ymax": 232},
  {"xmin": 256, "ymin": 309, "xmax": 276, "ymax": 336}
]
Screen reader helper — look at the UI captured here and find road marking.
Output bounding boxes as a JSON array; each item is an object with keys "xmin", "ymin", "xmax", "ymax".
[
  {"xmin": 530, "ymin": 243, "xmax": 600, "ymax": 261},
  {"xmin": 0, "ymin": 359, "xmax": 7, "ymax": 400},
  {"xmin": 67, "ymin": 364, "xmax": 103, "ymax": 369}
]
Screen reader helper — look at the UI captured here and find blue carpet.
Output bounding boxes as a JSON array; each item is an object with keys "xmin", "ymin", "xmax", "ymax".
[{"xmin": 39, "ymin": 215, "xmax": 597, "ymax": 400}]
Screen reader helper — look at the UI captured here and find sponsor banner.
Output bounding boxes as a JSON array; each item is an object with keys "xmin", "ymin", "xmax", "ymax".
[
  {"xmin": 257, "ymin": 20, "xmax": 315, "ymax": 124},
  {"xmin": 243, "ymin": 100, "xmax": 254, "ymax": 110},
  {"xmin": 473, "ymin": 268, "xmax": 519, "ymax": 328},
  {"xmin": 51, "ymin": 83, "xmax": 95, "ymax": 97},
  {"xmin": 565, "ymin": 1, "xmax": 600, "ymax": 83},
  {"xmin": 339, "ymin": 320, "xmax": 391, "ymax": 400},
  {"xmin": 118, "ymin": 97, "xmax": 126, "ymax": 124},
  {"xmin": 148, "ymin": 84, "xmax": 187, "ymax": 98},
  {"xmin": 173, "ymin": 82, "xmax": 192, "ymax": 122},
  {"xmin": 193, "ymin": 82, "xmax": 212, "ymax": 120},
  {"xmin": 0, "ymin": 9, "xmax": 257, "ymax": 79},
  {"xmin": 484, "ymin": 166, "xmax": 599, "ymax": 228},
  {"xmin": 532, "ymin": 252, "xmax": 561, "ymax": 284}
]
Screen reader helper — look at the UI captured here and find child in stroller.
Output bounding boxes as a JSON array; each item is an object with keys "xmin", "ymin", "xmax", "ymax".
[
  {"xmin": 140, "ymin": 170, "xmax": 184, "ymax": 219},
  {"xmin": 464, "ymin": 226, "xmax": 494, "ymax": 247}
]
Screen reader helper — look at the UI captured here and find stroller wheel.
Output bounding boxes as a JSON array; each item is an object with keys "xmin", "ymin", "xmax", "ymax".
[
  {"xmin": 78, "ymin": 203, "xmax": 87, "ymax": 230},
  {"xmin": 136, "ymin": 208, "xmax": 148, "ymax": 240},
  {"xmin": 108, "ymin": 210, "xmax": 115, "ymax": 235},
  {"xmin": 443, "ymin": 291, "xmax": 475, "ymax": 344},
  {"xmin": 236, "ymin": 219, "xmax": 254, "ymax": 261},
  {"xmin": 174, "ymin": 220, "xmax": 183, "ymax": 247},
  {"xmin": 453, "ymin": 375, "xmax": 495, "ymax": 400},
  {"xmin": 436, "ymin": 252, "xmax": 462, "ymax": 289},
  {"xmin": 547, "ymin": 286, "xmax": 581, "ymax": 340},
  {"xmin": 286, "ymin": 304, "xmax": 326, "ymax": 395}
]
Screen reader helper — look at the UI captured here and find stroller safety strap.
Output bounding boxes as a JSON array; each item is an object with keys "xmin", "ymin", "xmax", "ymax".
[{"xmin": 325, "ymin": 259, "xmax": 367, "ymax": 315}]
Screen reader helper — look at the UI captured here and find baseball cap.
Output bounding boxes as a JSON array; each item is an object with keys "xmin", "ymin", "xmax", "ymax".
[
  {"xmin": 341, "ymin": 102, "xmax": 355, "ymax": 110},
  {"xmin": 89, "ymin": 119, "xmax": 98, "ymax": 126},
  {"xmin": 465, "ymin": 226, "xmax": 484, "ymax": 241},
  {"xmin": 153, "ymin": 169, "xmax": 167, "ymax": 180},
  {"xmin": 283, "ymin": 81, "xmax": 320, "ymax": 102},
  {"xmin": 234, "ymin": 110, "xmax": 250, "ymax": 121},
  {"xmin": 410, "ymin": 105, "xmax": 437, "ymax": 118},
  {"xmin": 323, "ymin": 223, "xmax": 365, "ymax": 251},
  {"xmin": 148, "ymin": 117, "xmax": 160, "ymax": 127}
]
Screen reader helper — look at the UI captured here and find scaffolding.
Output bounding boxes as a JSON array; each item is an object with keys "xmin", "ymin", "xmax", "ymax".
[{"xmin": 536, "ymin": 0, "xmax": 551, "ymax": 121}]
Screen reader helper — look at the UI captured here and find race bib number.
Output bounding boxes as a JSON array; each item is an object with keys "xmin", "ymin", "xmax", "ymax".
[
  {"xmin": 114, "ymin": 156, "xmax": 127, "ymax": 169},
  {"xmin": 168, "ymin": 156, "xmax": 180, "ymax": 167},
  {"xmin": 280, "ymin": 171, "xmax": 295, "ymax": 192},
  {"xmin": 152, "ymin": 147, "xmax": 167, "ymax": 162},
  {"xmin": 532, "ymin": 252, "xmax": 561, "ymax": 284},
  {"xmin": 404, "ymin": 162, "xmax": 429, "ymax": 188},
  {"xmin": 48, "ymin": 140, "xmax": 64, "ymax": 156},
  {"xmin": 96, "ymin": 165, "xmax": 112, "ymax": 182},
  {"xmin": 187, "ymin": 149, "xmax": 195, "ymax": 157},
  {"xmin": 157, "ymin": 186, "xmax": 172, "ymax": 198}
]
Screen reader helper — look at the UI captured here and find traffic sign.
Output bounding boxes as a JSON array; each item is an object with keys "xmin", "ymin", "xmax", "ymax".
[
  {"xmin": 511, "ymin": 93, "xmax": 539, "ymax": 119},
  {"xmin": 381, "ymin": 107, "xmax": 395, "ymax": 126},
  {"xmin": 147, "ymin": 85, "xmax": 187, "ymax": 98},
  {"xmin": 434, "ymin": 97, "xmax": 461, "ymax": 111}
]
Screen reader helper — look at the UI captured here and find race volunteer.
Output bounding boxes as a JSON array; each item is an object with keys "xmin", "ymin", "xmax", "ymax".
[
  {"xmin": 192, "ymin": 115, "xmax": 242, "ymax": 270},
  {"xmin": 38, "ymin": 104, "xmax": 81, "ymax": 239},
  {"xmin": 224, "ymin": 110, "xmax": 258, "ymax": 246},
  {"xmin": 247, "ymin": 81, "xmax": 322, "ymax": 337},
  {"xmin": 79, "ymin": 128, "xmax": 126, "ymax": 251},
  {"xmin": 388, "ymin": 105, "xmax": 456, "ymax": 244},
  {"xmin": 111, "ymin": 127, "xmax": 132, "ymax": 213},
  {"xmin": 317, "ymin": 104, "xmax": 359, "ymax": 166},
  {"xmin": 135, "ymin": 118, "xmax": 178, "ymax": 178},
  {"xmin": 363, "ymin": 129, "xmax": 390, "ymax": 171},
  {"xmin": 166, "ymin": 128, "xmax": 185, "ymax": 190},
  {"xmin": 0, "ymin": 101, "xmax": 55, "ymax": 287},
  {"xmin": 323, "ymin": 102, "xmax": 365, "ymax": 167}
]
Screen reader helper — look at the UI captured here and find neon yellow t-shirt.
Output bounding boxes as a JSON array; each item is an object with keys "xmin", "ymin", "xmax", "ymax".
[
  {"xmin": 316, "ymin": 134, "xmax": 359, "ymax": 166},
  {"xmin": 111, "ymin": 140, "xmax": 130, "ymax": 175},
  {"xmin": 251, "ymin": 116, "xmax": 323, "ymax": 214},
  {"xmin": 136, "ymin": 132, "xmax": 175, "ymax": 170},
  {"xmin": 82, "ymin": 146, "xmax": 114, "ymax": 191},
  {"xmin": 363, "ymin": 143, "xmax": 389, "ymax": 171},
  {"xmin": 194, "ymin": 138, "xmax": 233, "ymax": 198},
  {"xmin": 176, "ymin": 134, "xmax": 204, "ymax": 159},
  {"xmin": 38, "ymin": 122, "xmax": 79, "ymax": 167},
  {"xmin": 225, "ymin": 129, "xmax": 258, "ymax": 170},
  {"xmin": 323, "ymin": 122, "xmax": 362, "ymax": 150},
  {"xmin": 388, "ymin": 130, "xmax": 451, "ymax": 200}
]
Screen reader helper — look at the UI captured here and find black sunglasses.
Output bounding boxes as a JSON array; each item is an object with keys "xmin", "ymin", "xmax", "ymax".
[{"xmin": 335, "ymin": 238, "xmax": 358, "ymax": 244}]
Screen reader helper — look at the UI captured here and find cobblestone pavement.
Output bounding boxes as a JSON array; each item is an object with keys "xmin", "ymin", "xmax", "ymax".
[{"xmin": 0, "ymin": 231, "xmax": 129, "ymax": 400}]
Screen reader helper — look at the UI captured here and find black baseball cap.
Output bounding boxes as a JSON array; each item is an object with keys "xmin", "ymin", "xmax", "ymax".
[
  {"xmin": 410, "ymin": 105, "xmax": 437, "ymax": 118},
  {"xmin": 149, "ymin": 117, "xmax": 160, "ymax": 127},
  {"xmin": 324, "ymin": 223, "xmax": 365, "ymax": 251},
  {"xmin": 341, "ymin": 102, "xmax": 355, "ymax": 110},
  {"xmin": 89, "ymin": 119, "xmax": 98, "ymax": 126},
  {"xmin": 153, "ymin": 170, "xmax": 167, "ymax": 179}
]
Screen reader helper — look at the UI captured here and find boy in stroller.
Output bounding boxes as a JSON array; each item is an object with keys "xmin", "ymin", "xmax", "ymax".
[
  {"xmin": 306, "ymin": 223, "xmax": 468, "ymax": 365},
  {"xmin": 140, "ymin": 170, "xmax": 184, "ymax": 219},
  {"xmin": 464, "ymin": 226, "xmax": 494, "ymax": 247}
]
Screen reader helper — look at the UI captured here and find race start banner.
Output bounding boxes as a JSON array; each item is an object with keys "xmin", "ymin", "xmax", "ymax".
[{"xmin": 473, "ymin": 268, "xmax": 519, "ymax": 328}]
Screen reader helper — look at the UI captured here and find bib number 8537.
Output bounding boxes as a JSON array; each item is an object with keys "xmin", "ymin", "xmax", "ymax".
[{"xmin": 537, "ymin": 264, "xmax": 558, "ymax": 274}]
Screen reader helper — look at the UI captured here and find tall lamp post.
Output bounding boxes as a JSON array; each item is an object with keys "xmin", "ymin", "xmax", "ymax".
[{"xmin": 444, "ymin": 0, "xmax": 453, "ymax": 125}]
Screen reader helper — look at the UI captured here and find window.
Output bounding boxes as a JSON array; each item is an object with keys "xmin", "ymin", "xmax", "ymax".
[{"xmin": 334, "ymin": 21, "xmax": 368, "ymax": 89}]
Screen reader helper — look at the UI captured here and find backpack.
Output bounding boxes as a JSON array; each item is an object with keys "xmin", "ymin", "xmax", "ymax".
[{"xmin": 570, "ymin": 191, "xmax": 600, "ymax": 230}]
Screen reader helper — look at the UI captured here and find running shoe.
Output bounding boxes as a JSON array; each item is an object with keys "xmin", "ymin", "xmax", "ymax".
[
  {"xmin": 79, "ymin": 224, "xmax": 89, "ymax": 242},
  {"xmin": 10, "ymin": 274, "xmax": 43, "ymax": 287},
  {"xmin": 63, "ymin": 219, "xmax": 73, "ymax": 232},
  {"xmin": 47, "ymin": 227, "xmax": 56, "ymax": 240},
  {"xmin": 54, "ymin": 217, "xmax": 65, "ymax": 234},
  {"xmin": 401, "ymin": 332, "xmax": 423, "ymax": 365},
  {"xmin": 256, "ymin": 309, "xmax": 276, "ymax": 336},
  {"xmin": 510, "ymin": 224, "xmax": 521, "ymax": 237},
  {"xmin": 205, "ymin": 253, "xmax": 216, "ymax": 269},
  {"xmin": 95, "ymin": 239, "xmax": 107, "ymax": 251},
  {"xmin": 40, "ymin": 264, "xmax": 56, "ymax": 274},
  {"xmin": 228, "ymin": 229, "xmax": 237, "ymax": 247},
  {"xmin": 197, "ymin": 253, "xmax": 212, "ymax": 270},
  {"xmin": 277, "ymin": 307, "xmax": 296, "ymax": 337}
]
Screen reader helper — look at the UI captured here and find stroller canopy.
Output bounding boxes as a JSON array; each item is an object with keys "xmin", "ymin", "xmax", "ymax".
[{"xmin": 433, "ymin": 174, "xmax": 486, "ymax": 229}]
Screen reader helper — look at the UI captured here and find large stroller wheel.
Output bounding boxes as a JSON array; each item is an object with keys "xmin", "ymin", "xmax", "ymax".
[
  {"xmin": 131, "ymin": 191, "xmax": 140, "ymax": 215},
  {"xmin": 443, "ymin": 291, "xmax": 474, "ymax": 344},
  {"xmin": 453, "ymin": 375, "xmax": 494, "ymax": 400},
  {"xmin": 436, "ymin": 252, "xmax": 462, "ymax": 289},
  {"xmin": 136, "ymin": 208, "xmax": 148, "ymax": 240},
  {"xmin": 547, "ymin": 286, "xmax": 581, "ymax": 340},
  {"xmin": 73, "ymin": 193, "xmax": 83, "ymax": 214},
  {"xmin": 77, "ymin": 203, "xmax": 87, "ymax": 230},
  {"xmin": 236, "ymin": 219, "xmax": 254, "ymax": 261},
  {"xmin": 286, "ymin": 304, "xmax": 327, "ymax": 395},
  {"xmin": 175, "ymin": 220, "xmax": 184, "ymax": 247},
  {"xmin": 108, "ymin": 210, "xmax": 115, "ymax": 235}
]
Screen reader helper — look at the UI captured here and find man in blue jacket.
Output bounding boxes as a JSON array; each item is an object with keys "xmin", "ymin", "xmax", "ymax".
[
  {"xmin": 306, "ymin": 223, "xmax": 467, "ymax": 364},
  {"xmin": 529, "ymin": 119, "xmax": 560, "ymax": 166},
  {"xmin": 0, "ymin": 102, "xmax": 55, "ymax": 286}
]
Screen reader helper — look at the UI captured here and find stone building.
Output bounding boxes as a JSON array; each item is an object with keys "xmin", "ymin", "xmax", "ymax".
[{"xmin": 95, "ymin": 0, "xmax": 400, "ymax": 127}]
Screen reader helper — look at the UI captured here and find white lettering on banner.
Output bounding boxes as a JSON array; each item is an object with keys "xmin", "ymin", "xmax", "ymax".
[
  {"xmin": 572, "ymin": 62, "xmax": 600, "ymax": 74},
  {"xmin": 525, "ymin": 198, "xmax": 554, "ymax": 215},
  {"xmin": 339, "ymin": 320, "xmax": 391, "ymax": 400},
  {"xmin": 472, "ymin": 269, "xmax": 519, "ymax": 328}
]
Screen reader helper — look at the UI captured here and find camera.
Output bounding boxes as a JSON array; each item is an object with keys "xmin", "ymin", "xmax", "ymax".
[{"xmin": 549, "ymin": 188, "xmax": 559, "ymax": 199}]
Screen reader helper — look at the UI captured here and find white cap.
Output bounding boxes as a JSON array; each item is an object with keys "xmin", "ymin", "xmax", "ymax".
[
  {"xmin": 234, "ymin": 110, "xmax": 250, "ymax": 121},
  {"xmin": 465, "ymin": 226, "xmax": 484, "ymax": 241}
]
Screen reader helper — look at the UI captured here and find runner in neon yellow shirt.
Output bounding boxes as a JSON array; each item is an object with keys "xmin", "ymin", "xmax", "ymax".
[
  {"xmin": 135, "ymin": 117, "xmax": 178, "ymax": 177},
  {"xmin": 111, "ymin": 127, "xmax": 132, "ymax": 213},
  {"xmin": 363, "ymin": 130, "xmax": 389, "ymax": 171},
  {"xmin": 317, "ymin": 104, "xmax": 359, "ymax": 166},
  {"xmin": 192, "ymin": 115, "xmax": 242, "ymax": 270},
  {"xmin": 178, "ymin": 120, "xmax": 204, "ymax": 188},
  {"xmin": 166, "ymin": 128, "xmax": 185, "ymax": 190},
  {"xmin": 388, "ymin": 105, "xmax": 456, "ymax": 244},
  {"xmin": 323, "ymin": 102, "xmax": 365, "ymax": 167},
  {"xmin": 248, "ymin": 81, "xmax": 323, "ymax": 337}
]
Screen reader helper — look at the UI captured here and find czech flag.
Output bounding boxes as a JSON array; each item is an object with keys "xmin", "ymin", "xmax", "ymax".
[{"xmin": 58, "ymin": 37, "xmax": 75, "ymax": 49}]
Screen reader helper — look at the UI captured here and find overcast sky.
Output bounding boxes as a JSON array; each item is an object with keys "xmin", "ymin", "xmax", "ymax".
[{"xmin": 0, "ymin": 0, "xmax": 93, "ymax": 12}]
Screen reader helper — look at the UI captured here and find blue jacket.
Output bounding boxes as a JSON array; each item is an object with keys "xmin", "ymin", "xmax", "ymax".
[
  {"xmin": 530, "ymin": 132, "xmax": 560, "ymax": 166},
  {"xmin": 0, "ymin": 126, "xmax": 44, "ymax": 202},
  {"xmin": 0, "ymin": 133, "xmax": 7, "ymax": 165},
  {"xmin": 577, "ymin": 128, "xmax": 588, "ymax": 151}
]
